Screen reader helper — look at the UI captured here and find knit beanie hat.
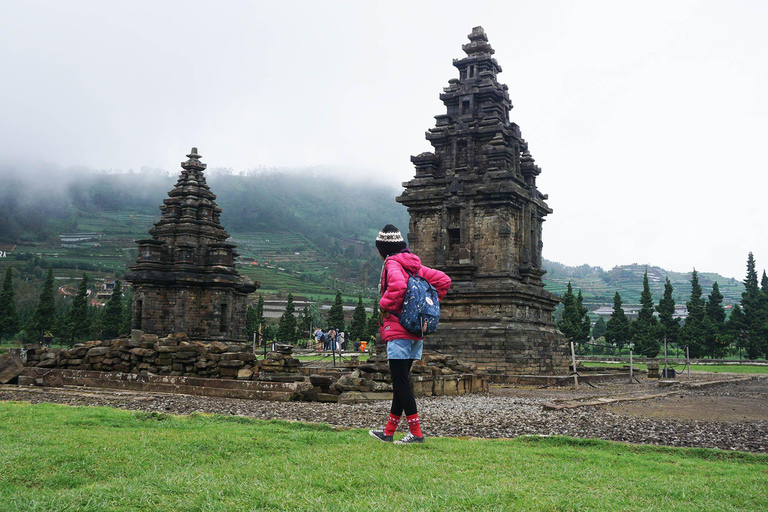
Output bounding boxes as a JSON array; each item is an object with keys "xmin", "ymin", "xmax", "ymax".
[{"xmin": 375, "ymin": 224, "xmax": 407, "ymax": 257}]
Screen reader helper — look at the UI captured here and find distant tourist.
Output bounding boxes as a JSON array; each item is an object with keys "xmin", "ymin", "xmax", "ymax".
[
  {"xmin": 314, "ymin": 328, "xmax": 323, "ymax": 351},
  {"xmin": 368, "ymin": 224, "xmax": 450, "ymax": 445},
  {"xmin": 338, "ymin": 330, "xmax": 346, "ymax": 351}
]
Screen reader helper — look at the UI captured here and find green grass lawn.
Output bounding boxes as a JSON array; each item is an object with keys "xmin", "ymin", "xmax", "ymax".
[
  {"xmin": 1, "ymin": 403, "xmax": 766, "ymax": 511},
  {"xmin": 581, "ymin": 361, "xmax": 768, "ymax": 374}
]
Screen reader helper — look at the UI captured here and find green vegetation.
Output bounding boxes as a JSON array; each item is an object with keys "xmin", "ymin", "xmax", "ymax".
[
  {"xmin": 631, "ymin": 270, "xmax": 660, "ymax": 358},
  {"xmin": 556, "ymin": 282, "xmax": 590, "ymax": 346},
  {"xmin": 543, "ymin": 259, "xmax": 744, "ymax": 307},
  {"xmin": 277, "ymin": 293, "xmax": 298, "ymax": 342},
  {"xmin": 1, "ymin": 402, "xmax": 766, "ymax": 511},
  {"xmin": 0, "ymin": 267, "xmax": 20, "ymax": 341},
  {"xmin": 581, "ymin": 361, "xmax": 768, "ymax": 374}
]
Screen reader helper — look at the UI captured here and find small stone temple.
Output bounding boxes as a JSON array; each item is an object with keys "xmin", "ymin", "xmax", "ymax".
[
  {"xmin": 125, "ymin": 148, "xmax": 257, "ymax": 341},
  {"xmin": 397, "ymin": 27, "xmax": 568, "ymax": 374}
]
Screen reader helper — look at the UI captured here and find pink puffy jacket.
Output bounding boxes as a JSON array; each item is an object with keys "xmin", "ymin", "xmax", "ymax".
[{"xmin": 379, "ymin": 251, "xmax": 451, "ymax": 342}]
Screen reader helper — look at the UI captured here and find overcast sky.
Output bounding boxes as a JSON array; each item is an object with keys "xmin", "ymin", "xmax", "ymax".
[{"xmin": 1, "ymin": 0, "xmax": 766, "ymax": 280}]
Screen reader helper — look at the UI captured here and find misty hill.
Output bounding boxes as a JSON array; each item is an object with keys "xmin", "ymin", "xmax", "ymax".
[
  {"xmin": 543, "ymin": 259, "xmax": 744, "ymax": 308},
  {"xmin": 0, "ymin": 165, "xmax": 409, "ymax": 300},
  {"xmin": 0, "ymin": 164, "xmax": 744, "ymax": 306},
  {"xmin": 0, "ymin": 166, "xmax": 409, "ymax": 246}
]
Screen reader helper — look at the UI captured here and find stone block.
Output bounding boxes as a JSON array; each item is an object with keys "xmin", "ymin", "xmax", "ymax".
[
  {"xmin": 368, "ymin": 380, "xmax": 393, "ymax": 392},
  {"xmin": 0, "ymin": 353, "xmax": 24, "ymax": 384},
  {"xmin": 87, "ymin": 347, "xmax": 110, "ymax": 357},
  {"xmin": 309, "ymin": 375, "xmax": 336, "ymax": 387},
  {"xmin": 338, "ymin": 391, "xmax": 392, "ymax": 404},
  {"xmin": 66, "ymin": 347, "xmax": 88, "ymax": 358},
  {"xmin": 17, "ymin": 375, "xmax": 37, "ymax": 386},
  {"xmin": 131, "ymin": 348, "xmax": 156, "ymax": 357},
  {"xmin": 219, "ymin": 360, "xmax": 245, "ymax": 368},
  {"xmin": 208, "ymin": 341, "xmax": 229, "ymax": 354},
  {"xmin": 219, "ymin": 368, "xmax": 239, "ymax": 378},
  {"xmin": 237, "ymin": 368, "xmax": 254, "ymax": 380},
  {"xmin": 140, "ymin": 334, "xmax": 159, "ymax": 344},
  {"xmin": 238, "ymin": 352, "xmax": 256, "ymax": 362}
]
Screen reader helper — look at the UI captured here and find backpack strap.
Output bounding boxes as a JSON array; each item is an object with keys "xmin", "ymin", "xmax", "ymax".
[{"xmin": 381, "ymin": 260, "xmax": 416, "ymax": 320}]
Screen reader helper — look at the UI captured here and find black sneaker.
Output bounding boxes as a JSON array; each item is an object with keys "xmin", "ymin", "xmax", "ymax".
[
  {"xmin": 369, "ymin": 429, "xmax": 393, "ymax": 443},
  {"xmin": 394, "ymin": 433, "xmax": 425, "ymax": 445}
]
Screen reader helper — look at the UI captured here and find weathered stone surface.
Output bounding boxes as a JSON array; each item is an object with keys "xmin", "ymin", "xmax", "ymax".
[
  {"xmin": 208, "ymin": 341, "xmax": 229, "ymax": 354},
  {"xmin": 86, "ymin": 347, "xmax": 110, "ymax": 357},
  {"xmin": 359, "ymin": 363, "xmax": 389, "ymax": 374},
  {"xmin": 125, "ymin": 149, "xmax": 258, "ymax": 341},
  {"xmin": 309, "ymin": 375, "xmax": 335, "ymax": 387},
  {"xmin": 219, "ymin": 360, "xmax": 245, "ymax": 368},
  {"xmin": 338, "ymin": 391, "xmax": 392, "ymax": 404},
  {"xmin": 0, "ymin": 353, "xmax": 24, "ymax": 384},
  {"xmin": 237, "ymin": 368, "xmax": 254, "ymax": 380}
]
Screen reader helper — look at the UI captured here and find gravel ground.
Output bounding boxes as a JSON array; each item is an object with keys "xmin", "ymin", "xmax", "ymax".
[{"xmin": 1, "ymin": 377, "xmax": 767, "ymax": 453}]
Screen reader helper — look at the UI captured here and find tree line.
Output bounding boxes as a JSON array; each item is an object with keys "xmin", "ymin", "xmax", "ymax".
[
  {"xmin": 557, "ymin": 252, "xmax": 768, "ymax": 360},
  {"xmin": 245, "ymin": 291, "xmax": 380, "ymax": 346},
  {"xmin": 0, "ymin": 267, "xmax": 129, "ymax": 344}
]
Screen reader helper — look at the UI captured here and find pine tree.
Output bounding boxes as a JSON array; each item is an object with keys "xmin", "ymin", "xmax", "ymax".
[
  {"xmin": 605, "ymin": 292, "xmax": 630, "ymax": 352},
  {"xmin": 680, "ymin": 269, "xmax": 706, "ymax": 358},
  {"xmin": 327, "ymin": 291, "xmax": 345, "ymax": 331},
  {"xmin": 632, "ymin": 270, "xmax": 659, "ymax": 357},
  {"xmin": 349, "ymin": 295, "xmax": 367, "ymax": 341},
  {"xmin": 103, "ymin": 280, "xmax": 123, "ymax": 339},
  {"xmin": 66, "ymin": 273, "xmax": 91, "ymax": 342},
  {"xmin": 726, "ymin": 303, "xmax": 748, "ymax": 357},
  {"xmin": 576, "ymin": 290, "xmax": 591, "ymax": 344},
  {"xmin": 366, "ymin": 300, "xmax": 380, "ymax": 341},
  {"xmin": 557, "ymin": 282, "xmax": 579, "ymax": 342},
  {"xmin": 255, "ymin": 295, "xmax": 266, "ymax": 331},
  {"xmin": 0, "ymin": 267, "xmax": 20, "ymax": 341},
  {"xmin": 591, "ymin": 316, "xmax": 607, "ymax": 340},
  {"xmin": 120, "ymin": 288, "xmax": 133, "ymax": 335},
  {"xmin": 28, "ymin": 268, "xmax": 56, "ymax": 340},
  {"xmin": 246, "ymin": 304, "xmax": 259, "ymax": 341},
  {"xmin": 277, "ymin": 293, "xmax": 297, "ymax": 343},
  {"xmin": 740, "ymin": 253, "xmax": 765, "ymax": 359},
  {"xmin": 703, "ymin": 282, "xmax": 728, "ymax": 358},
  {"xmin": 760, "ymin": 271, "xmax": 768, "ymax": 358},
  {"xmin": 298, "ymin": 304, "xmax": 312, "ymax": 341},
  {"xmin": 656, "ymin": 277, "xmax": 679, "ymax": 346}
]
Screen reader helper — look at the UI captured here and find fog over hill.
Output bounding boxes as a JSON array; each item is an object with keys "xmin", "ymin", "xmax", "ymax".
[
  {"xmin": 0, "ymin": 164, "xmax": 409, "ymax": 245},
  {"xmin": 0, "ymin": 163, "xmax": 752, "ymax": 307}
]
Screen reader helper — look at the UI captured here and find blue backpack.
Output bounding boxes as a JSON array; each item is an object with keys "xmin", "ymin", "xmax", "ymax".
[{"xmin": 397, "ymin": 270, "xmax": 441, "ymax": 336}]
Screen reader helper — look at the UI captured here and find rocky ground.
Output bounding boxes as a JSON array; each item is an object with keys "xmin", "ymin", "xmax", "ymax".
[{"xmin": 1, "ymin": 373, "xmax": 767, "ymax": 453}]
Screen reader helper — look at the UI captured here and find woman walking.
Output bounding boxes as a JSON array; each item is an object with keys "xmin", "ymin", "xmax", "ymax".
[{"xmin": 369, "ymin": 224, "xmax": 451, "ymax": 444}]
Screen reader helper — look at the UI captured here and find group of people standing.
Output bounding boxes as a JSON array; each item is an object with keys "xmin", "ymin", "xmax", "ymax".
[{"xmin": 313, "ymin": 328, "xmax": 348, "ymax": 351}]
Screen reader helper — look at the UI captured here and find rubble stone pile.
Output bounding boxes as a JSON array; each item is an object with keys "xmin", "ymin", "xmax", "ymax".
[{"xmin": 23, "ymin": 332, "xmax": 258, "ymax": 380}]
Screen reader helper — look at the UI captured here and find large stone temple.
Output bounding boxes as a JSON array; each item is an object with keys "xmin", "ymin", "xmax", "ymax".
[
  {"xmin": 125, "ymin": 148, "xmax": 257, "ymax": 341},
  {"xmin": 397, "ymin": 27, "xmax": 568, "ymax": 374}
]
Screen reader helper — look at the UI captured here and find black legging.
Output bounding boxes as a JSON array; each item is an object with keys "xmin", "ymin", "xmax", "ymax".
[{"xmin": 389, "ymin": 358, "xmax": 417, "ymax": 416}]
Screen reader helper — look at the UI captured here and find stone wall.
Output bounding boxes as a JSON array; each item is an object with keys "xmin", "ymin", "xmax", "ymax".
[
  {"xmin": 131, "ymin": 286, "xmax": 251, "ymax": 341},
  {"xmin": 23, "ymin": 332, "xmax": 257, "ymax": 380},
  {"xmin": 19, "ymin": 333, "xmax": 489, "ymax": 402}
]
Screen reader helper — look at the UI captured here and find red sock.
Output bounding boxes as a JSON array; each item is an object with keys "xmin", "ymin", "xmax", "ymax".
[
  {"xmin": 384, "ymin": 414, "xmax": 401, "ymax": 436},
  {"xmin": 406, "ymin": 413, "xmax": 423, "ymax": 437}
]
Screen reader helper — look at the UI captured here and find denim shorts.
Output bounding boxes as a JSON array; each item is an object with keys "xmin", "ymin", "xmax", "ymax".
[{"xmin": 387, "ymin": 339, "xmax": 423, "ymax": 360}]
